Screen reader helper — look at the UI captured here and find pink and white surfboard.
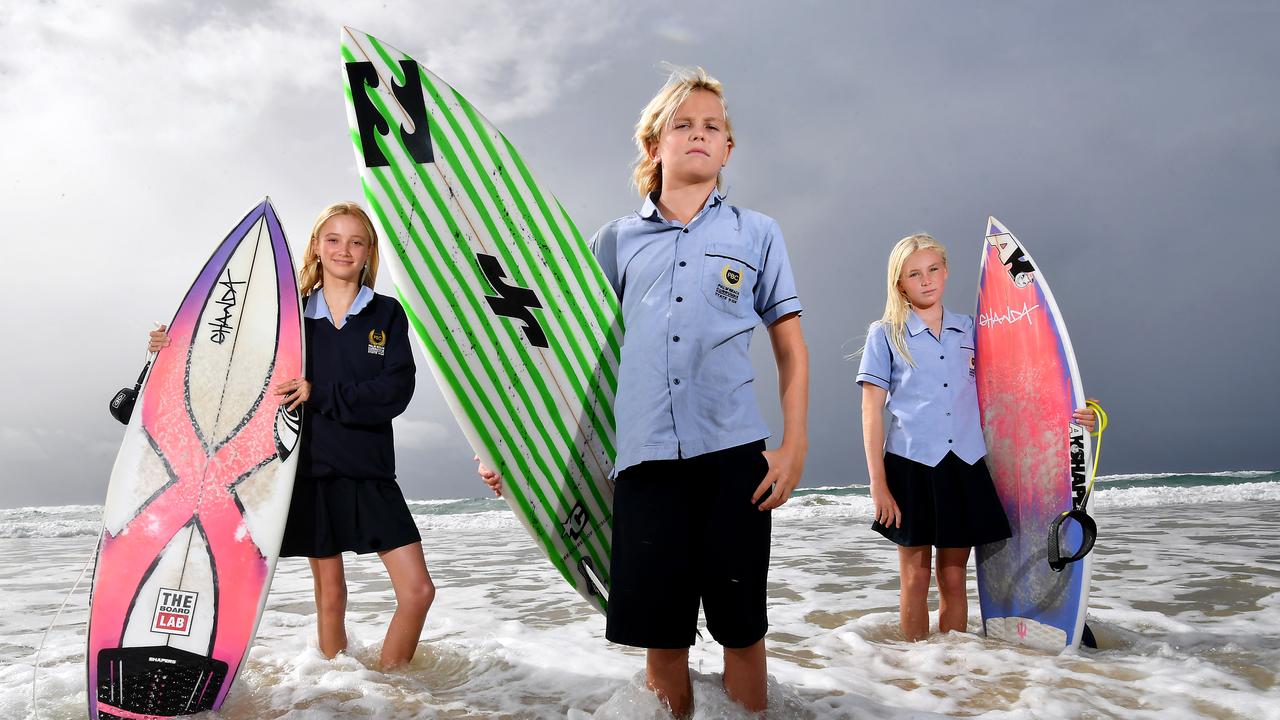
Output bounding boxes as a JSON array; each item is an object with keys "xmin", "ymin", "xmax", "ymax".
[
  {"xmin": 974, "ymin": 216, "xmax": 1094, "ymax": 653},
  {"xmin": 88, "ymin": 199, "xmax": 303, "ymax": 718}
]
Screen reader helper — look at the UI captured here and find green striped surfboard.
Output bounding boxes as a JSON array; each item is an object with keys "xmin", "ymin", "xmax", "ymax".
[{"xmin": 340, "ymin": 27, "xmax": 620, "ymax": 613}]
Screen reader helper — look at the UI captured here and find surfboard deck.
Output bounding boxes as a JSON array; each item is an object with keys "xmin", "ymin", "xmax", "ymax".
[
  {"xmin": 974, "ymin": 216, "xmax": 1094, "ymax": 653},
  {"xmin": 340, "ymin": 28, "xmax": 621, "ymax": 613},
  {"xmin": 87, "ymin": 199, "xmax": 303, "ymax": 718}
]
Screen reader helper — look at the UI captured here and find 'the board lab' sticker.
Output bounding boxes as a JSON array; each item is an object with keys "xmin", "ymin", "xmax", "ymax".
[{"xmin": 151, "ymin": 588, "xmax": 198, "ymax": 636}]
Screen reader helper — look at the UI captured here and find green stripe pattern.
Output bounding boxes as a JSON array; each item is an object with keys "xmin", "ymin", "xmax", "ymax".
[{"xmin": 341, "ymin": 29, "xmax": 620, "ymax": 613}]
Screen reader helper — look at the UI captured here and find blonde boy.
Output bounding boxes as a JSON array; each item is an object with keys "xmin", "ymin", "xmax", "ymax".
[{"xmin": 589, "ymin": 67, "xmax": 809, "ymax": 716}]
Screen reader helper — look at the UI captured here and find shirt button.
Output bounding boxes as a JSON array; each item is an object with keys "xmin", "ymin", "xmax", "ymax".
[
  {"xmin": 948, "ymin": 439, "xmax": 953, "ymax": 444},
  {"xmin": 679, "ymin": 261, "xmax": 687, "ymax": 267},
  {"xmin": 946, "ymin": 412, "xmax": 951, "ymax": 416},
  {"xmin": 676, "ymin": 296, "xmax": 683, "ymax": 302},
  {"xmin": 943, "ymin": 383, "xmax": 949, "ymax": 388},
  {"xmin": 940, "ymin": 355, "xmax": 945, "ymax": 360},
  {"xmin": 672, "ymin": 336, "xmax": 680, "ymax": 342},
  {"xmin": 673, "ymin": 378, "xmax": 681, "ymax": 385},
  {"xmin": 682, "ymin": 228, "xmax": 689, "ymax": 233}
]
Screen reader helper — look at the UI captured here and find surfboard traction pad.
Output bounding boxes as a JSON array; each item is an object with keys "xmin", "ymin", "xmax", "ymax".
[
  {"xmin": 95, "ymin": 646, "xmax": 229, "ymax": 717},
  {"xmin": 984, "ymin": 615, "xmax": 1069, "ymax": 650}
]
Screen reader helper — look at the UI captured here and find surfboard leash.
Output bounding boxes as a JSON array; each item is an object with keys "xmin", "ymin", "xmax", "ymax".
[
  {"xmin": 30, "ymin": 539, "xmax": 98, "ymax": 719},
  {"xmin": 1047, "ymin": 400, "xmax": 1108, "ymax": 572}
]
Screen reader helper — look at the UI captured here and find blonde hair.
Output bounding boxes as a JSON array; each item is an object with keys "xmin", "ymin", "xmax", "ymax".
[
  {"xmin": 632, "ymin": 65, "xmax": 734, "ymax": 198},
  {"xmin": 298, "ymin": 201, "xmax": 380, "ymax": 296},
  {"xmin": 880, "ymin": 233, "xmax": 948, "ymax": 367}
]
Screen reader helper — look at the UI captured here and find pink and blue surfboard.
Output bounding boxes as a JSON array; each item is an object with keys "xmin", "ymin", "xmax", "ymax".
[
  {"xmin": 974, "ymin": 216, "xmax": 1094, "ymax": 653},
  {"xmin": 87, "ymin": 199, "xmax": 303, "ymax": 718}
]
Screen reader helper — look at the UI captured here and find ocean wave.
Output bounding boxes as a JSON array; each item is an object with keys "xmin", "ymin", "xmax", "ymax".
[
  {"xmin": 0, "ymin": 504, "xmax": 101, "ymax": 515},
  {"xmin": 1095, "ymin": 469, "xmax": 1277, "ymax": 484},
  {"xmin": 416, "ymin": 510, "xmax": 521, "ymax": 532},
  {"xmin": 0, "ymin": 520, "xmax": 100, "ymax": 539},
  {"xmin": 4, "ymin": 476, "xmax": 1277, "ymax": 539},
  {"xmin": 1092, "ymin": 481, "xmax": 1280, "ymax": 508},
  {"xmin": 775, "ymin": 493, "xmax": 875, "ymax": 521},
  {"xmin": 777, "ymin": 481, "xmax": 1280, "ymax": 521},
  {"xmin": 0, "ymin": 506, "xmax": 101, "ymax": 538},
  {"xmin": 407, "ymin": 497, "xmax": 505, "ymax": 516}
]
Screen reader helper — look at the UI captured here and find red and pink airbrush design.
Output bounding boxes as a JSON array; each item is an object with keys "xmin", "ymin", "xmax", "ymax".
[
  {"xmin": 974, "ymin": 216, "xmax": 1092, "ymax": 652},
  {"xmin": 88, "ymin": 200, "xmax": 302, "ymax": 718}
]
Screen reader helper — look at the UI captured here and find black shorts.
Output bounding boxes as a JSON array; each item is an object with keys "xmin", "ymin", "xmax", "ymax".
[
  {"xmin": 605, "ymin": 440, "xmax": 772, "ymax": 650},
  {"xmin": 871, "ymin": 452, "xmax": 1012, "ymax": 548}
]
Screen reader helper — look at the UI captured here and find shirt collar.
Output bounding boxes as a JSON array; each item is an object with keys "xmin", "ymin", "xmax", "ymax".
[
  {"xmin": 906, "ymin": 307, "xmax": 965, "ymax": 337},
  {"xmin": 906, "ymin": 310, "xmax": 929, "ymax": 337},
  {"xmin": 942, "ymin": 307, "xmax": 967, "ymax": 332},
  {"xmin": 639, "ymin": 186, "xmax": 725, "ymax": 223},
  {"xmin": 305, "ymin": 285, "xmax": 375, "ymax": 323}
]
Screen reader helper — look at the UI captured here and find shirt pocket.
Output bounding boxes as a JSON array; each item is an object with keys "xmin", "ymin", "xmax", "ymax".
[{"xmin": 700, "ymin": 243, "xmax": 757, "ymax": 317}]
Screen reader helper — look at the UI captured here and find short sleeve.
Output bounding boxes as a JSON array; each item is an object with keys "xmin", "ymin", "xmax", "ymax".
[
  {"xmin": 856, "ymin": 322, "xmax": 893, "ymax": 391},
  {"xmin": 754, "ymin": 220, "xmax": 803, "ymax": 325},
  {"xmin": 588, "ymin": 224, "xmax": 622, "ymax": 299}
]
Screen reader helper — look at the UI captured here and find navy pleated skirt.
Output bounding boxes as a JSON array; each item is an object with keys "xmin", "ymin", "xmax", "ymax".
[
  {"xmin": 871, "ymin": 452, "xmax": 1012, "ymax": 549},
  {"xmin": 279, "ymin": 476, "xmax": 421, "ymax": 558}
]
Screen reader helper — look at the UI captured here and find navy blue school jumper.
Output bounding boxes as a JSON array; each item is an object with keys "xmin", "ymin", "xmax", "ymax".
[{"xmin": 279, "ymin": 290, "xmax": 421, "ymax": 557}]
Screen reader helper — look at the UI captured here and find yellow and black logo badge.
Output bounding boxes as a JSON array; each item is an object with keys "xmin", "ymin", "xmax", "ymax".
[
  {"xmin": 715, "ymin": 263, "xmax": 743, "ymax": 304},
  {"xmin": 368, "ymin": 329, "xmax": 387, "ymax": 356}
]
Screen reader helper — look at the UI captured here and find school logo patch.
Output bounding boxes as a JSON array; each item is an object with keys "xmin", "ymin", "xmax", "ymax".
[
  {"xmin": 716, "ymin": 263, "xmax": 743, "ymax": 303},
  {"xmin": 151, "ymin": 588, "xmax": 198, "ymax": 636},
  {"xmin": 368, "ymin": 328, "xmax": 386, "ymax": 355}
]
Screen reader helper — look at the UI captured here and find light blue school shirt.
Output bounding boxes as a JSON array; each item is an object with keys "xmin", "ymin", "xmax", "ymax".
[
  {"xmin": 590, "ymin": 189, "xmax": 804, "ymax": 476},
  {"xmin": 304, "ymin": 285, "xmax": 375, "ymax": 325},
  {"xmin": 855, "ymin": 308, "xmax": 986, "ymax": 466}
]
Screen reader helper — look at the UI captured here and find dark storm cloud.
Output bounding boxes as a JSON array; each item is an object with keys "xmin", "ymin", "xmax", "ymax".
[{"xmin": 2, "ymin": 1, "xmax": 1275, "ymax": 506}]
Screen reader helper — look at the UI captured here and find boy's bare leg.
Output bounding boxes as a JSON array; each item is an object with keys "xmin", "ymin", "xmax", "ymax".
[
  {"xmin": 723, "ymin": 638, "xmax": 767, "ymax": 712},
  {"xmin": 647, "ymin": 647, "xmax": 693, "ymax": 718}
]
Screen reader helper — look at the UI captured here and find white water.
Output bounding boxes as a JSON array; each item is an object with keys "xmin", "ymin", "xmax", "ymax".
[{"xmin": 3, "ymin": 472, "xmax": 1277, "ymax": 718}]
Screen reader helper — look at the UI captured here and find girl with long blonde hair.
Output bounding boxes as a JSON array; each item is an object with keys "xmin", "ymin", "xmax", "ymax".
[
  {"xmin": 150, "ymin": 201, "xmax": 434, "ymax": 669},
  {"xmin": 856, "ymin": 232, "xmax": 1094, "ymax": 641}
]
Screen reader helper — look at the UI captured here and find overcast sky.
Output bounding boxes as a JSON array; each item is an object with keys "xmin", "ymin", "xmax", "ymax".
[{"xmin": 3, "ymin": 1, "xmax": 1278, "ymax": 507}]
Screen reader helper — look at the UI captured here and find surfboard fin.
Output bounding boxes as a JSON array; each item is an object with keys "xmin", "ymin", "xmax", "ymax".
[
  {"xmin": 1082, "ymin": 623, "xmax": 1098, "ymax": 649},
  {"xmin": 578, "ymin": 557, "xmax": 609, "ymax": 602}
]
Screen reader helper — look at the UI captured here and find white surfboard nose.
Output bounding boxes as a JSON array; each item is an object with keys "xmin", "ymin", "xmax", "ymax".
[{"xmin": 987, "ymin": 215, "xmax": 1008, "ymax": 238}]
